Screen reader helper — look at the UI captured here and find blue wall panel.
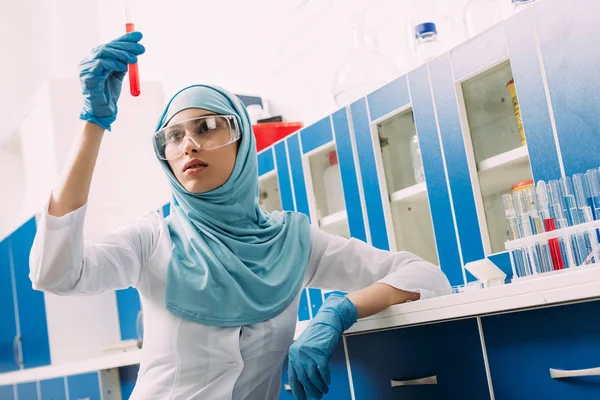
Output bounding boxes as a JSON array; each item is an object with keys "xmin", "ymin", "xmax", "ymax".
[
  {"xmin": 349, "ymin": 100, "xmax": 388, "ymax": 249},
  {"xmin": 0, "ymin": 385, "xmax": 14, "ymax": 400},
  {"xmin": 67, "ymin": 373, "xmax": 101, "ymax": 400},
  {"xmin": 366, "ymin": 76, "xmax": 410, "ymax": 121},
  {"xmin": 162, "ymin": 202, "xmax": 170, "ymax": 218},
  {"xmin": 0, "ymin": 237, "xmax": 17, "ymax": 373},
  {"xmin": 534, "ymin": 0, "xmax": 600, "ymax": 176},
  {"xmin": 451, "ymin": 24, "xmax": 508, "ymax": 82},
  {"xmin": 119, "ymin": 364, "xmax": 140, "ymax": 400},
  {"xmin": 274, "ymin": 142, "xmax": 295, "ymax": 211},
  {"xmin": 297, "ymin": 289, "xmax": 310, "ymax": 322},
  {"xmin": 40, "ymin": 378, "xmax": 67, "ymax": 400},
  {"xmin": 257, "ymin": 148, "xmax": 275, "ymax": 177},
  {"xmin": 308, "ymin": 288, "xmax": 323, "ymax": 316},
  {"xmin": 409, "ymin": 66, "xmax": 464, "ymax": 286},
  {"xmin": 116, "ymin": 288, "xmax": 141, "ymax": 341},
  {"xmin": 17, "ymin": 382, "xmax": 37, "ymax": 400},
  {"xmin": 429, "ymin": 54, "xmax": 485, "ymax": 266},
  {"xmin": 488, "ymin": 252, "xmax": 513, "ymax": 283},
  {"xmin": 504, "ymin": 8, "xmax": 562, "ymax": 182},
  {"xmin": 11, "ymin": 217, "xmax": 51, "ymax": 368},
  {"xmin": 286, "ymin": 134, "xmax": 311, "ymax": 219},
  {"xmin": 332, "ymin": 109, "xmax": 368, "ymax": 243},
  {"xmin": 300, "ymin": 116, "xmax": 334, "ymax": 154}
]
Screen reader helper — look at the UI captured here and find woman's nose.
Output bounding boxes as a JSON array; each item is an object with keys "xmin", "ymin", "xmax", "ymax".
[{"xmin": 182, "ymin": 135, "xmax": 201, "ymax": 154}]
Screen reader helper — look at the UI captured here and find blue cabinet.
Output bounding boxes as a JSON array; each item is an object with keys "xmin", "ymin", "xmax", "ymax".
[
  {"xmin": 482, "ymin": 300, "xmax": 600, "ymax": 400},
  {"xmin": 119, "ymin": 364, "xmax": 139, "ymax": 400},
  {"xmin": 116, "ymin": 288, "xmax": 142, "ymax": 341},
  {"xmin": 346, "ymin": 318, "xmax": 490, "ymax": 399},
  {"xmin": 67, "ymin": 372, "xmax": 101, "ymax": 400},
  {"xmin": 40, "ymin": 378, "xmax": 67, "ymax": 400},
  {"xmin": 17, "ymin": 382, "xmax": 38, "ymax": 399},
  {"xmin": 0, "ymin": 385, "xmax": 14, "ymax": 399},
  {"xmin": 280, "ymin": 341, "xmax": 351, "ymax": 399},
  {"xmin": 0, "ymin": 237, "xmax": 18, "ymax": 373}
]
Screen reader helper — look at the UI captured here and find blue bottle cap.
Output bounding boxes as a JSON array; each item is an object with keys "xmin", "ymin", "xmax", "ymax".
[{"xmin": 415, "ymin": 22, "xmax": 437, "ymax": 38}]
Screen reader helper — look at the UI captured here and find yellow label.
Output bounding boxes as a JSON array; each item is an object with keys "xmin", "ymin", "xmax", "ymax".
[{"xmin": 507, "ymin": 81, "xmax": 526, "ymax": 146}]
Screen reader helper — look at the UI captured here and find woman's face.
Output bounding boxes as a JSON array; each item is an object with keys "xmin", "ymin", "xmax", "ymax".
[{"xmin": 166, "ymin": 108, "xmax": 239, "ymax": 193}]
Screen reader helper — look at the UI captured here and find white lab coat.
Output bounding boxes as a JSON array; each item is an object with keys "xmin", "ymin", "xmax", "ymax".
[{"xmin": 30, "ymin": 203, "xmax": 450, "ymax": 400}]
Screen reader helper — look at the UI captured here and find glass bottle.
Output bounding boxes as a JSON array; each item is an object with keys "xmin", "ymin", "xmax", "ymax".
[
  {"xmin": 332, "ymin": 25, "xmax": 399, "ymax": 108},
  {"xmin": 415, "ymin": 22, "xmax": 443, "ymax": 64}
]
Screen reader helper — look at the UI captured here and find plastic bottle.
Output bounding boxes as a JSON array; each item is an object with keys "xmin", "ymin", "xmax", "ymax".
[
  {"xmin": 322, "ymin": 151, "xmax": 345, "ymax": 216},
  {"xmin": 415, "ymin": 22, "xmax": 443, "ymax": 64},
  {"xmin": 410, "ymin": 134, "xmax": 425, "ymax": 184},
  {"xmin": 512, "ymin": 0, "xmax": 537, "ymax": 13},
  {"xmin": 463, "ymin": 0, "xmax": 503, "ymax": 38}
]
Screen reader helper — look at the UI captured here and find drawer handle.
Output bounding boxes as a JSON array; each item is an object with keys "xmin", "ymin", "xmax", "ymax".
[
  {"xmin": 391, "ymin": 375, "xmax": 438, "ymax": 387},
  {"xmin": 284, "ymin": 384, "xmax": 291, "ymax": 391},
  {"xmin": 550, "ymin": 367, "xmax": 600, "ymax": 379}
]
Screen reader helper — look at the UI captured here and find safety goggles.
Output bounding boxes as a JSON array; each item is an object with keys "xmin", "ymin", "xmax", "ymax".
[{"xmin": 154, "ymin": 115, "xmax": 241, "ymax": 161}]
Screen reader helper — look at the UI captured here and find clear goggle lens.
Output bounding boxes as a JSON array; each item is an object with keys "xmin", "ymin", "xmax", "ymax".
[{"xmin": 154, "ymin": 115, "xmax": 240, "ymax": 161}]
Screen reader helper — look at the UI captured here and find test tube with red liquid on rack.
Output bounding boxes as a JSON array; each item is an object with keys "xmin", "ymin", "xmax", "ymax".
[{"xmin": 124, "ymin": 6, "xmax": 140, "ymax": 97}]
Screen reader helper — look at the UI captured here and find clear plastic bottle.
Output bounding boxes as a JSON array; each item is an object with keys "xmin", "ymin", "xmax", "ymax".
[
  {"xmin": 415, "ymin": 22, "xmax": 443, "ymax": 64},
  {"xmin": 463, "ymin": 0, "xmax": 503, "ymax": 38},
  {"xmin": 410, "ymin": 134, "xmax": 425, "ymax": 184},
  {"xmin": 322, "ymin": 151, "xmax": 345, "ymax": 215},
  {"xmin": 512, "ymin": 0, "xmax": 537, "ymax": 13},
  {"xmin": 332, "ymin": 25, "xmax": 399, "ymax": 108}
]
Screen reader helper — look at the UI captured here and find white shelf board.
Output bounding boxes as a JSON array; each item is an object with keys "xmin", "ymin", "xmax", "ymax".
[
  {"xmin": 0, "ymin": 348, "xmax": 142, "ymax": 385},
  {"xmin": 477, "ymin": 145, "xmax": 532, "ymax": 196},
  {"xmin": 258, "ymin": 169, "xmax": 277, "ymax": 182},
  {"xmin": 345, "ymin": 264, "xmax": 600, "ymax": 336},
  {"xmin": 390, "ymin": 183, "xmax": 427, "ymax": 205},
  {"xmin": 319, "ymin": 210, "xmax": 349, "ymax": 238}
]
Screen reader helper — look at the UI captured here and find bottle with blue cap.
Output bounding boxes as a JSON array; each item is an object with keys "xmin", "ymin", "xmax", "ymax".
[
  {"xmin": 414, "ymin": 22, "xmax": 443, "ymax": 64},
  {"xmin": 513, "ymin": 0, "xmax": 537, "ymax": 13}
]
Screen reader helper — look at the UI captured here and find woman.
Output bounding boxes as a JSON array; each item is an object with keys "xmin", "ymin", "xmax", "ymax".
[{"xmin": 30, "ymin": 31, "xmax": 451, "ymax": 400}]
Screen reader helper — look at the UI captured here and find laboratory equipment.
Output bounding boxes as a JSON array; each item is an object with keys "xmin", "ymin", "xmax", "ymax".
[
  {"xmin": 124, "ymin": 6, "xmax": 141, "ymax": 97},
  {"xmin": 463, "ymin": 0, "xmax": 503, "ymax": 38},
  {"xmin": 464, "ymin": 258, "xmax": 507, "ymax": 287},
  {"xmin": 512, "ymin": 0, "xmax": 537, "ymax": 13},
  {"xmin": 585, "ymin": 169, "xmax": 600, "ymax": 219},
  {"xmin": 414, "ymin": 22, "xmax": 443, "ymax": 64},
  {"xmin": 537, "ymin": 181, "xmax": 565, "ymax": 270},
  {"xmin": 332, "ymin": 24, "xmax": 399, "ymax": 107},
  {"xmin": 506, "ymin": 79, "xmax": 527, "ymax": 146},
  {"xmin": 409, "ymin": 134, "xmax": 425, "ymax": 184},
  {"xmin": 322, "ymin": 151, "xmax": 345, "ymax": 216}
]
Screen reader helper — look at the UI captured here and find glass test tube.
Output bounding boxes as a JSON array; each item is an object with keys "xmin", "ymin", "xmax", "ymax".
[
  {"xmin": 537, "ymin": 181, "xmax": 564, "ymax": 270},
  {"xmin": 503, "ymin": 193, "xmax": 528, "ymax": 277},
  {"xmin": 124, "ymin": 6, "xmax": 141, "ymax": 97}
]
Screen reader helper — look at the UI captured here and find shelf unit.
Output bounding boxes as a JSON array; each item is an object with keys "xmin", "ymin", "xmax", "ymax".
[
  {"xmin": 374, "ymin": 109, "xmax": 438, "ymax": 264},
  {"xmin": 459, "ymin": 60, "xmax": 534, "ymax": 254},
  {"xmin": 319, "ymin": 210, "xmax": 350, "ymax": 238}
]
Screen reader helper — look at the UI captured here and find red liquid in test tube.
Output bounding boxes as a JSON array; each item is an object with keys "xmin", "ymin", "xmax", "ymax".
[
  {"xmin": 124, "ymin": 7, "xmax": 140, "ymax": 96},
  {"xmin": 544, "ymin": 218, "xmax": 564, "ymax": 270}
]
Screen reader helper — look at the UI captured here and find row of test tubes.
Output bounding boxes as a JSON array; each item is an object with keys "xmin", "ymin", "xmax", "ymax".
[{"xmin": 502, "ymin": 168, "xmax": 600, "ymax": 278}]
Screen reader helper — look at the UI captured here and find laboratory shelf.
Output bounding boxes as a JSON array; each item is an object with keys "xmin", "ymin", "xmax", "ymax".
[
  {"xmin": 390, "ymin": 182, "xmax": 427, "ymax": 205},
  {"xmin": 346, "ymin": 263, "xmax": 600, "ymax": 335},
  {"xmin": 477, "ymin": 146, "xmax": 531, "ymax": 196},
  {"xmin": 319, "ymin": 210, "xmax": 350, "ymax": 238},
  {"xmin": 0, "ymin": 348, "xmax": 142, "ymax": 386}
]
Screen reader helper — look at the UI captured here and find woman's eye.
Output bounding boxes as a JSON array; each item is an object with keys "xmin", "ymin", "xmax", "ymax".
[
  {"xmin": 167, "ymin": 131, "xmax": 183, "ymax": 141},
  {"xmin": 199, "ymin": 118, "xmax": 218, "ymax": 133}
]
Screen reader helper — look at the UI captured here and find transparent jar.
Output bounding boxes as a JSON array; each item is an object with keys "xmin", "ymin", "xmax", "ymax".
[
  {"xmin": 322, "ymin": 151, "xmax": 345, "ymax": 215},
  {"xmin": 332, "ymin": 25, "xmax": 399, "ymax": 108},
  {"xmin": 513, "ymin": 0, "xmax": 537, "ymax": 13},
  {"xmin": 463, "ymin": 0, "xmax": 503, "ymax": 38},
  {"xmin": 415, "ymin": 22, "xmax": 443, "ymax": 64},
  {"xmin": 410, "ymin": 134, "xmax": 425, "ymax": 184}
]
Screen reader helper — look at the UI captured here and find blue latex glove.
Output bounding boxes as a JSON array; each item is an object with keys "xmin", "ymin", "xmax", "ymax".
[
  {"xmin": 78, "ymin": 31, "xmax": 145, "ymax": 131},
  {"xmin": 288, "ymin": 294, "xmax": 358, "ymax": 399}
]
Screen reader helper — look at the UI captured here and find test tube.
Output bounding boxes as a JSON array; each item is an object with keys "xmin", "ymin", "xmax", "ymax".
[
  {"xmin": 585, "ymin": 169, "xmax": 600, "ymax": 220},
  {"xmin": 124, "ymin": 6, "xmax": 141, "ymax": 97},
  {"xmin": 503, "ymin": 193, "xmax": 528, "ymax": 277},
  {"xmin": 537, "ymin": 181, "xmax": 564, "ymax": 270}
]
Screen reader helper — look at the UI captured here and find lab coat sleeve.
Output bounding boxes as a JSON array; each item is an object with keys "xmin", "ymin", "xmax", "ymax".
[
  {"xmin": 304, "ymin": 226, "xmax": 451, "ymax": 300},
  {"xmin": 29, "ymin": 202, "xmax": 160, "ymax": 295}
]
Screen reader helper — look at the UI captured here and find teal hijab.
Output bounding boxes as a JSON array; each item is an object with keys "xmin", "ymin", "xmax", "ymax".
[{"xmin": 155, "ymin": 85, "xmax": 311, "ymax": 327}]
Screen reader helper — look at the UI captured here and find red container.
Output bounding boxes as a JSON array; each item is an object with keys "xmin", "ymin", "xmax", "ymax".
[{"xmin": 253, "ymin": 122, "xmax": 303, "ymax": 152}]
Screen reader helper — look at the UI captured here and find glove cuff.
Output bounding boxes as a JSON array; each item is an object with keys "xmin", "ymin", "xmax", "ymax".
[
  {"xmin": 320, "ymin": 294, "xmax": 358, "ymax": 331},
  {"xmin": 80, "ymin": 111, "xmax": 116, "ymax": 131}
]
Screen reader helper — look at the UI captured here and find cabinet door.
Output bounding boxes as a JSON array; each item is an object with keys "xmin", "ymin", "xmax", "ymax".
[
  {"xmin": 17, "ymin": 382, "xmax": 38, "ymax": 399},
  {"xmin": 40, "ymin": 378, "xmax": 67, "ymax": 400},
  {"xmin": 482, "ymin": 300, "xmax": 600, "ymax": 400},
  {"xmin": 0, "ymin": 385, "xmax": 15, "ymax": 400},
  {"xmin": 0, "ymin": 237, "xmax": 18, "ymax": 372},
  {"xmin": 67, "ymin": 372, "xmax": 101, "ymax": 400},
  {"xmin": 11, "ymin": 217, "xmax": 51, "ymax": 368},
  {"xmin": 280, "ymin": 341, "xmax": 351, "ymax": 399},
  {"xmin": 116, "ymin": 288, "xmax": 142, "ymax": 341},
  {"xmin": 346, "ymin": 318, "xmax": 490, "ymax": 400},
  {"xmin": 118, "ymin": 364, "xmax": 139, "ymax": 400}
]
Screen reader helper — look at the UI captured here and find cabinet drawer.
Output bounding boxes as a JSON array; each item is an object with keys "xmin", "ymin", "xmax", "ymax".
[
  {"xmin": 280, "ymin": 341, "xmax": 351, "ymax": 399},
  {"xmin": 0, "ymin": 385, "xmax": 14, "ymax": 400},
  {"xmin": 482, "ymin": 300, "xmax": 600, "ymax": 400},
  {"xmin": 67, "ymin": 372, "xmax": 101, "ymax": 400},
  {"xmin": 346, "ymin": 318, "xmax": 490, "ymax": 400},
  {"xmin": 17, "ymin": 382, "xmax": 38, "ymax": 399},
  {"xmin": 40, "ymin": 377, "xmax": 67, "ymax": 400}
]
